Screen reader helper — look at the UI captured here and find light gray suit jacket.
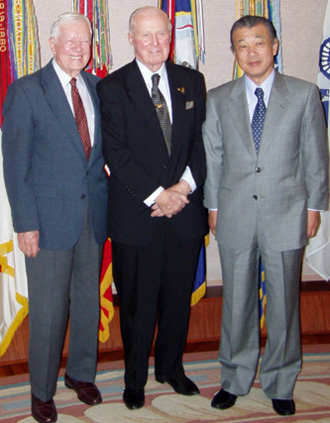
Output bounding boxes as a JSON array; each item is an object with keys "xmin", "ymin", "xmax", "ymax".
[
  {"xmin": 2, "ymin": 60, "xmax": 108, "ymax": 250},
  {"xmin": 203, "ymin": 71, "xmax": 329, "ymax": 252}
]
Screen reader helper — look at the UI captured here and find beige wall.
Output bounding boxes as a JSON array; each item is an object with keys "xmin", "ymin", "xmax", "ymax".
[{"xmin": 33, "ymin": 0, "xmax": 328, "ymax": 283}]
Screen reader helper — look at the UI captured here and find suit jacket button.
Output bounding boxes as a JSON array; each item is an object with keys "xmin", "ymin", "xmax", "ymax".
[
  {"xmin": 253, "ymin": 195, "xmax": 258, "ymax": 200},
  {"xmin": 256, "ymin": 167, "xmax": 261, "ymax": 173},
  {"xmin": 81, "ymin": 194, "xmax": 86, "ymax": 199}
]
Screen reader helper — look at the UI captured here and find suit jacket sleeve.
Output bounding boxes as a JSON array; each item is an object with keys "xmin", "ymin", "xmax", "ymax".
[
  {"xmin": 2, "ymin": 81, "xmax": 40, "ymax": 233},
  {"xmin": 182, "ymin": 71, "xmax": 207, "ymax": 189},
  {"xmin": 300, "ymin": 83, "xmax": 329, "ymax": 210},
  {"xmin": 202, "ymin": 87, "xmax": 223, "ymax": 210}
]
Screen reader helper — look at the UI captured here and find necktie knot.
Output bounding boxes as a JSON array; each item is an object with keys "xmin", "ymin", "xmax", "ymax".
[
  {"xmin": 255, "ymin": 87, "xmax": 264, "ymax": 101},
  {"xmin": 152, "ymin": 73, "xmax": 160, "ymax": 89},
  {"xmin": 70, "ymin": 78, "xmax": 78, "ymax": 90}
]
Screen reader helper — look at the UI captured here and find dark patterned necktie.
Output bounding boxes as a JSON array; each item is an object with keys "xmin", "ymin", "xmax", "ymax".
[
  {"xmin": 151, "ymin": 73, "xmax": 172, "ymax": 155},
  {"xmin": 70, "ymin": 77, "xmax": 92, "ymax": 161},
  {"xmin": 251, "ymin": 88, "xmax": 266, "ymax": 154}
]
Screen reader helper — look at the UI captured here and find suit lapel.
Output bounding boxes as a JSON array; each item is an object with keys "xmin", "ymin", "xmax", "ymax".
[
  {"xmin": 81, "ymin": 71, "xmax": 101, "ymax": 166},
  {"xmin": 166, "ymin": 63, "xmax": 186, "ymax": 156},
  {"xmin": 258, "ymin": 72, "xmax": 290, "ymax": 159},
  {"xmin": 40, "ymin": 61, "xmax": 89, "ymax": 161},
  {"xmin": 126, "ymin": 61, "xmax": 169, "ymax": 157},
  {"xmin": 228, "ymin": 77, "xmax": 256, "ymax": 157}
]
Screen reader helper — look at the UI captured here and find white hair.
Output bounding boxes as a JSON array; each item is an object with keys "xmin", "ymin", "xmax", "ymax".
[{"xmin": 49, "ymin": 12, "xmax": 92, "ymax": 41}]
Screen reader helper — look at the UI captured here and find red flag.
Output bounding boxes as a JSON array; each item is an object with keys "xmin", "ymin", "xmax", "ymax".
[{"xmin": 98, "ymin": 238, "xmax": 114, "ymax": 343}]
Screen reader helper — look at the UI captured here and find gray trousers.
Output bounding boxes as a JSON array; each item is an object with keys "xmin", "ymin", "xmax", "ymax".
[
  {"xmin": 25, "ymin": 208, "xmax": 103, "ymax": 401},
  {"xmin": 218, "ymin": 226, "xmax": 303, "ymax": 400}
]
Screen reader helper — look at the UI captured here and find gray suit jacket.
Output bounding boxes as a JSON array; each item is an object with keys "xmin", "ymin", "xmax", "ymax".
[
  {"xmin": 2, "ymin": 60, "xmax": 108, "ymax": 250},
  {"xmin": 203, "ymin": 71, "xmax": 329, "ymax": 251}
]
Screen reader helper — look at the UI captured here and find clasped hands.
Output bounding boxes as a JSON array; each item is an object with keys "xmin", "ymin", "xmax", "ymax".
[{"xmin": 151, "ymin": 180, "xmax": 191, "ymax": 218}]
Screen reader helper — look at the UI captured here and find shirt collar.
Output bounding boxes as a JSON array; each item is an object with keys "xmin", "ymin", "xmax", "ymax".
[
  {"xmin": 52, "ymin": 58, "xmax": 84, "ymax": 87},
  {"xmin": 136, "ymin": 59, "xmax": 168, "ymax": 90},
  {"xmin": 245, "ymin": 69, "xmax": 275, "ymax": 107}
]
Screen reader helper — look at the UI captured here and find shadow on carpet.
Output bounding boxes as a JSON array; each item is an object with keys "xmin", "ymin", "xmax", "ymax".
[{"xmin": 1, "ymin": 348, "xmax": 330, "ymax": 422}]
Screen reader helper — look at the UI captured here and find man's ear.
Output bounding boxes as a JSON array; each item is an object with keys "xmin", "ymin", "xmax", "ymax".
[
  {"xmin": 128, "ymin": 33, "xmax": 133, "ymax": 47},
  {"xmin": 48, "ymin": 38, "xmax": 56, "ymax": 56},
  {"xmin": 273, "ymin": 38, "xmax": 279, "ymax": 56}
]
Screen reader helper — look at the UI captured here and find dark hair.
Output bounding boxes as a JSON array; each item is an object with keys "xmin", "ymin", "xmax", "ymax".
[{"xmin": 230, "ymin": 15, "xmax": 278, "ymax": 49}]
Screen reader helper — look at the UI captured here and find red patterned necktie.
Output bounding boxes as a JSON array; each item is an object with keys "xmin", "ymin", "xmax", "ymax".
[{"xmin": 70, "ymin": 77, "xmax": 92, "ymax": 161}]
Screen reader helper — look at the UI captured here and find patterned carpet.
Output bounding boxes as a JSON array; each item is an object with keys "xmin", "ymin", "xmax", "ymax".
[{"xmin": 1, "ymin": 347, "xmax": 330, "ymax": 423}]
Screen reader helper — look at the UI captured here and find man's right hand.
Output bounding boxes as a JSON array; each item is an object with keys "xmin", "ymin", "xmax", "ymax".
[
  {"xmin": 208, "ymin": 210, "xmax": 218, "ymax": 236},
  {"xmin": 151, "ymin": 188, "xmax": 189, "ymax": 218},
  {"xmin": 18, "ymin": 230, "xmax": 40, "ymax": 258}
]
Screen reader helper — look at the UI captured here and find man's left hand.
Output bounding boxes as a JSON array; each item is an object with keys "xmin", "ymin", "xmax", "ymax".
[{"xmin": 307, "ymin": 210, "xmax": 321, "ymax": 238}]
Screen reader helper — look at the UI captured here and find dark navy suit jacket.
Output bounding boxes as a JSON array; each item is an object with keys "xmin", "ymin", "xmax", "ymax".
[{"xmin": 2, "ymin": 60, "xmax": 108, "ymax": 250}]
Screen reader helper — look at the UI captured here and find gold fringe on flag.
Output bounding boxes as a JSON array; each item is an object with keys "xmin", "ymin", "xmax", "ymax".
[
  {"xmin": 234, "ymin": 0, "xmax": 282, "ymax": 79},
  {"xmin": 72, "ymin": 0, "xmax": 112, "ymax": 77}
]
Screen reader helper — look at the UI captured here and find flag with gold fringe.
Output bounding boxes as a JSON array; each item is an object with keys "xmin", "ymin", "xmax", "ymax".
[
  {"xmin": 0, "ymin": 0, "xmax": 40, "ymax": 356},
  {"xmin": 73, "ymin": 0, "xmax": 114, "ymax": 343},
  {"xmin": 159, "ymin": 0, "xmax": 207, "ymax": 306},
  {"xmin": 158, "ymin": 0, "xmax": 205, "ymax": 69},
  {"xmin": 305, "ymin": 0, "xmax": 330, "ymax": 281},
  {"xmin": 98, "ymin": 238, "xmax": 114, "ymax": 343},
  {"xmin": 235, "ymin": 0, "xmax": 282, "ymax": 328},
  {"xmin": 72, "ymin": 0, "xmax": 112, "ymax": 77},
  {"xmin": 234, "ymin": 0, "xmax": 282, "ymax": 79}
]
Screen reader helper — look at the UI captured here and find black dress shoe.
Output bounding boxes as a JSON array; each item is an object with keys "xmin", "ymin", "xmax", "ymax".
[
  {"xmin": 272, "ymin": 399, "xmax": 295, "ymax": 416},
  {"xmin": 123, "ymin": 388, "xmax": 145, "ymax": 410},
  {"xmin": 64, "ymin": 373, "xmax": 102, "ymax": 405},
  {"xmin": 155, "ymin": 373, "xmax": 199, "ymax": 395},
  {"xmin": 211, "ymin": 389, "xmax": 237, "ymax": 409},
  {"xmin": 31, "ymin": 394, "xmax": 57, "ymax": 423}
]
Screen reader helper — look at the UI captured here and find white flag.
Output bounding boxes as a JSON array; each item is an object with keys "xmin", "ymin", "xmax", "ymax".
[
  {"xmin": 305, "ymin": 1, "xmax": 330, "ymax": 281},
  {"xmin": 0, "ymin": 131, "xmax": 28, "ymax": 356}
]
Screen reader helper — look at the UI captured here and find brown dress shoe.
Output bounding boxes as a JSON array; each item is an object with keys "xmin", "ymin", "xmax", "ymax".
[
  {"xmin": 64, "ymin": 372, "xmax": 102, "ymax": 405},
  {"xmin": 31, "ymin": 394, "xmax": 57, "ymax": 423}
]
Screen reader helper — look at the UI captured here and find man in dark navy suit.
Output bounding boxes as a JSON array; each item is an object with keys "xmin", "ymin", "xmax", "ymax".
[{"xmin": 2, "ymin": 12, "xmax": 107, "ymax": 423}]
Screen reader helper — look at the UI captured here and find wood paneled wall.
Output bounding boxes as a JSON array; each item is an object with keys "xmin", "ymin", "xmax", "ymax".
[{"xmin": 1, "ymin": 282, "xmax": 330, "ymax": 366}]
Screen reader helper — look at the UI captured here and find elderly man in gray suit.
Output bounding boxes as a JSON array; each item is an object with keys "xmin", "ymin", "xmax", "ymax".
[
  {"xmin": 203, "ymin": 15, "xmax": 328, "ymax": 417},
  {"xmin": 2, "ymin": 12, "xmax": 107, "ymax": 423}
]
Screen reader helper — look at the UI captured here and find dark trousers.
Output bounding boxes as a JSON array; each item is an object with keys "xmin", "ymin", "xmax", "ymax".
[{"xmin": 112, "ymin": 222, "xmax": 203, "ymax": 390}]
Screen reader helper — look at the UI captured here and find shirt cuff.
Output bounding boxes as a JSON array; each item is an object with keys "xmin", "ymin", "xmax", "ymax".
[
  {"xmin": 144, "ymin": 186, "xmax": 164, "ymax": 207},
  {"xmin": 180, "ymin": 166, "xmax": 196, "ymax": 193}
]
